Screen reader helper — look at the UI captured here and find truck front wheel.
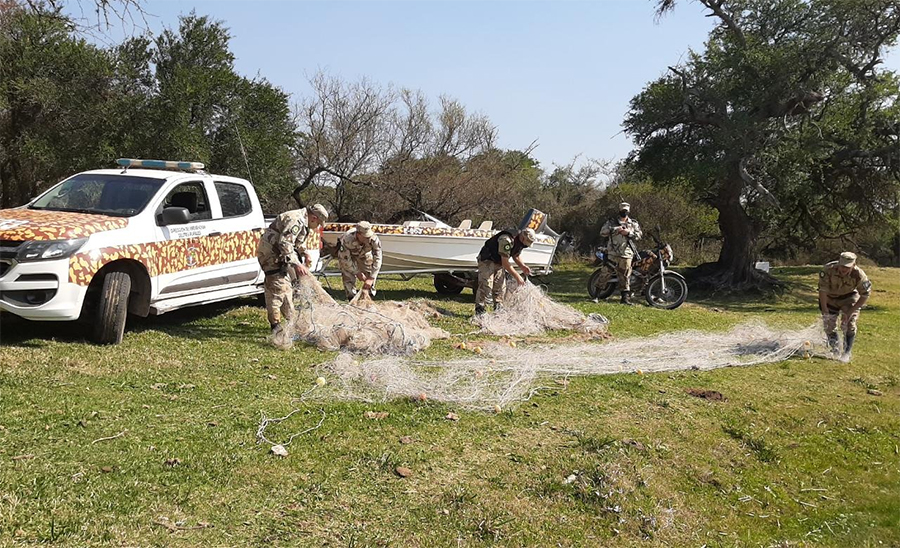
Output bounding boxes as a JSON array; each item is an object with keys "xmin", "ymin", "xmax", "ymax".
[{"xmin": 93, "ymin": 271, "xmax": 132, "ymax": 344}]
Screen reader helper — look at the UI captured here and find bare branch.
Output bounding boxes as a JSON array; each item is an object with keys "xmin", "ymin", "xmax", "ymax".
[
  {"xmin": 700, "ymin": 0, "xmax": 746, "ymax": 48},
  {"xmin": 739, "ymin": 158, "xmax": 779, "ymax": 208}
]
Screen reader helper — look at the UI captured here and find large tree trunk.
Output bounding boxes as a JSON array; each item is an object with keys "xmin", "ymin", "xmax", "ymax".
[
  {"xmin": 0, "ymin": 161, "xmax": 9, "ymax": 209},
  {"xmin": 716, "ymin": 179, "xmax": 756, "ymax": 283},
  {"xmin": 688, "ymin": 174, "xmax": 779, "ymax": 291}
]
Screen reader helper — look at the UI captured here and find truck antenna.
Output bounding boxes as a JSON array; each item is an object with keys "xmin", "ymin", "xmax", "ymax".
[{"xmin": 232, "ymin": 119, "xmax": 255, "ymax": 187}]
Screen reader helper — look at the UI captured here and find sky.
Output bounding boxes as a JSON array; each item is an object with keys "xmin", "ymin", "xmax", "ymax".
[{"xmin": 82, "ymin": 0, "xmax": 900, "ymax": 171}]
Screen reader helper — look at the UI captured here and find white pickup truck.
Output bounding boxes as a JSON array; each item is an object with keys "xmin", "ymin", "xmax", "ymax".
[{"xmin": 0, "ymin": 159, "xmax": 268, "ymax": 344}]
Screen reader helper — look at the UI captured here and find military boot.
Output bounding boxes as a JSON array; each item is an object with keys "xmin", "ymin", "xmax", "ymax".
[
  {"xmin": 620, "ymin": 291, "xmax": 634, "ymax": 306},
  {"xmin": 270, "ymin": 322, "xmax": 293, "ymax": 350},
  {"xmin": 840, "ymin": 332, "xmax": 856, "ymax": 363},
  {"xmin": 474, "ymin": 304, "xmax": 486, "ymax": 317},
  {"xmin": 493, "ymin": 302, "xmax": 503, "ymax": 313}
]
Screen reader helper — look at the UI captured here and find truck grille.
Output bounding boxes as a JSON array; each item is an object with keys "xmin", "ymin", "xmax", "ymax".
[{"xmin": 0, "ymin": 240, "xmax": 24, "ymax": 278}]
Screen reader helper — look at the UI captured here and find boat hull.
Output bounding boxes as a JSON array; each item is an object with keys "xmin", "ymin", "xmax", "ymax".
[{"xmin": 316, "ymin": 226, "xmax": 557, "ymax": 276}]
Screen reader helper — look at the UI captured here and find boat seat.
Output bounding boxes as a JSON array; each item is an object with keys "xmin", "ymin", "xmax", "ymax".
[
  {"xmin": 457, "ymin": 219, "xmax": 472, "ymax": 229},
  {"xmin": 478, "ymin": 221, "xmax": 493, "ymax": 230}
]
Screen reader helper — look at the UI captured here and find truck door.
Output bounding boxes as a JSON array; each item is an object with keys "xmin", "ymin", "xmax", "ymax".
[
  {"xmin": 153, "ymin": 179, "xmax": 218, "ymax": 297},
  {"xmin": 202, "ymin": 180, "xmax": 264, "ymax": 287}
]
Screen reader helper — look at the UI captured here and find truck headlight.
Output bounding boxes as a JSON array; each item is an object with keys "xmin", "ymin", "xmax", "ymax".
[{"xmin": 17, "ymin": 238, "xmax": 87, "ymax": 262}]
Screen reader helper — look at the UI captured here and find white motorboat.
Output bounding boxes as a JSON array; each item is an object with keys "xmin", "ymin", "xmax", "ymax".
[{"xmin": 309, "ymin": 209, "xmax": 561, "ymax": 294}]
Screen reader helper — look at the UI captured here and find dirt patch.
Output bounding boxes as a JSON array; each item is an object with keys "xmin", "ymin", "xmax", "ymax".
[
  {"xmin": 685, "ymin": 388, "xmax": 726, "ymax": 402},
  {"xmin": 622, "ymin": 439, "xmax": 647, "ymax": 452}
]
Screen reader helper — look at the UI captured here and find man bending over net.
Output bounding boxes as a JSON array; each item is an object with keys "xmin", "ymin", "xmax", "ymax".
[
  {"xmin": 818, "ymin": 251, "xmax": 871, "ymax": 363},
  {"xmin": 474, "ymin": 228, "xmax": 536, "ymax": 316}
]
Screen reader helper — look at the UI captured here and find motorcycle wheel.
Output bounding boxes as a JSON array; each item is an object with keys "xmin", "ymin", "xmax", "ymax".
[
  {"xmin": 587, "ymin": 267, "xmax": 616, "ymax": 300},
  {"xmin": 644, "ymin": 274, "xmax": 688, "ymax": 309}
]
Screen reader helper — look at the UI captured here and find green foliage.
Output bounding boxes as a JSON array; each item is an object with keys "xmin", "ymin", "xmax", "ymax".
[
  {"xmin": 627, "ymin": 0, "xmax": 900, "ymax": 278},
  {"xmin": 0, "ymin": 6, "xmax": 115, "ymax": 206},
  {"xmin": 534, "ymin": 173, "xmax": 720, "ymax": 265},
  {"xmin": 142, "ymin": 13, "xmax": 296, "ymax": 210},
  {"xmin": 0, "ymin": 7, "xmax": 296, "ymax": 209}
]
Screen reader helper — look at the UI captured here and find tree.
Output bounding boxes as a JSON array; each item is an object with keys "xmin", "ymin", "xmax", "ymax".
[
  {"xmin": 0, "ymin": 5, "xmax": 116, "ymax": 206},
  {"xmin": 290, "ymin": 76, "xmax": 510, "ymax": 222},
  {"xmin": 209, "ymin": 77, "xmax": 296, "ymax": 212},
  {"xmin": 625, "ymin": 0, "xmax": 900, "ymax": 288},
  {"xmin": 375, "ymin": 94, "xmax": 503, "ymax": 223},
  {"xmin": 147, "ymin": 13, "xmax": 297, "ymax": 210},
  {"xmin": 0, "ymin": 8, "xmax": 297, "ymax": 209},
  {"xmin": 291, "ymin": 72, "xmax": 395, "ymax": 212}
]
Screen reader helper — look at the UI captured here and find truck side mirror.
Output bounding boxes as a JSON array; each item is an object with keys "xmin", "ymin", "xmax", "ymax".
[{"xmin": 160, "ymin": 206, "xmax": 191, "ymax": 226}]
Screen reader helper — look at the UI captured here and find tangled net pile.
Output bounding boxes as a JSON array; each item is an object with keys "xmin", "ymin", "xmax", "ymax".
[
  {"xmin": 271, "ymin": 275, "xmax": 448, "ymax": 354},
  {"xmin": 325, "ymin": 321, "xmax": 832, "ymax": 411},
  {"xmin": 474, "ymin": 281, "xmax": 609, "ymax": 336}
]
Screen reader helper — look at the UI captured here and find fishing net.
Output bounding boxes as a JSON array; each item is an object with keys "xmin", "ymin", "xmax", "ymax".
[
  {"xmin": 324, "ymin": 321, "xmax": 832, "ymax": 411},
  {"xmin": 474, "ymin": 281, "xmax": 609, "ymax": 336},
  {"xmin": 271, "ymin": 275, "xmax": 449, "ymax": 354}
]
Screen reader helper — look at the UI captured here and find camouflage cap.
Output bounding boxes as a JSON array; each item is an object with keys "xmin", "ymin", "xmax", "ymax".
[
  {"xmin": 356, "ymin": 220, "xmax": 374, "ymax": 238},
  {"xmin": 520, "ymin": 227, "xmax": 536, "ymax": 246},
  {"xmin": 838, "ymin": 251, "xmax": 857, "ymax": 267},
  {"xmin": 619, "ymin": 202, "xmax": 631, "ymax": 211},
  {"xmin": 307, "ymin": 203, "xmax": 329, "ymax": 222}
]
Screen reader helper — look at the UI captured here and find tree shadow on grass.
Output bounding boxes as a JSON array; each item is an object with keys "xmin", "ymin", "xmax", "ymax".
[{"xmin": 0, "ymin": 297, "xmax": 266, "ymax": 347}]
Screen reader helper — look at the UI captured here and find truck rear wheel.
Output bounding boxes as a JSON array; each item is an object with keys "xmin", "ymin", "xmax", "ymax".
[{"xmin": 93, "ymin": 271, "xmax": 132, "ymax": 345}]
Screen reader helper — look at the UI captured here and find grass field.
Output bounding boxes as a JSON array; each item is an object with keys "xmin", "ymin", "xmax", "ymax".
[{"xmin": 0, "ymin": 265, "xmax": 897, "ymax": 547}]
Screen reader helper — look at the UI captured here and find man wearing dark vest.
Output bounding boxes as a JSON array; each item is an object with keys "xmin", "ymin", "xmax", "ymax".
[{"xmin": 474, "ymin": 227, "xmax": 536, "ymax": 316}]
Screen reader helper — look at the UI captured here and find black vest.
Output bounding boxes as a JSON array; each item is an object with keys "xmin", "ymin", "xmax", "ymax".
[{"xmin": 478, "ymin": 230, "xmax": 526, "ymax": 263}]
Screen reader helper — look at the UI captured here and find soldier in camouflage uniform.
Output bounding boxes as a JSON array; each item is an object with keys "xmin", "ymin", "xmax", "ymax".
[
  {"xmin": 256, "ymin": 203, "xmax": 329, "ymax": 332},
  {"xmin": 474, "ymin": 227, "xmax": 536, "ymax": 316},
  {"xmin": 338, "ymin": 221, "xmax": 383, "ymax": 300},
  {"xmin": 818, "ymin": 251, "xmax": 871, "ymax": 363},
  {"xmin": 599, "ymin": 202, "xmax": 642, "ymax": 305}
]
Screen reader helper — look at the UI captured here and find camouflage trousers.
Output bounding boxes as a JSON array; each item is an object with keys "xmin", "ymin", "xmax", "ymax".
[
  {"xmin": 822, "ymin": 293, "xmax": 860, "ymax": 336},
  {"xmin": 338, "ymin": 253, "xmax": 377, "ymax": 299},
  {"xmin": 258, "ymin": 242, "xmax": 293, "ymax": 327},
  {"xmin": 475, "ymin": 260, "xmax": 505, "ymax": 309},
  {"xmin": 613, "ymin": 255, "xmax": 633, "ymax": 292},
  {"xmin": 263, "ymin": 273, "xmax": 293, "ymax": 327}
]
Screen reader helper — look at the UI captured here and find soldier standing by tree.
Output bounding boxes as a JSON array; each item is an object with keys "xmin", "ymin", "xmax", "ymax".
[
  {"xmin": 338, "ymin": 221, "xmax": 383, "ymax": 301},
  {"xmin": 818, "ymin": 251, "xmax": 871, "ymax": 363},
  {"xmin": 256, "ymin": 203, "xmax": 329, "ymax": 336},
  {"xmin": 474, "ymin": 228, "xmax": 536, "ymax": 316},
  {"xmin": 599, "ymin": 202, "xmax": 642, "ymax": 305}
]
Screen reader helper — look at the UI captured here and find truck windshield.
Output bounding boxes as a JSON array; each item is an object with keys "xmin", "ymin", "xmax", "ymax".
[{"xmin": 29, "ymin": 174, "xmax": 165, "ymax": 217}]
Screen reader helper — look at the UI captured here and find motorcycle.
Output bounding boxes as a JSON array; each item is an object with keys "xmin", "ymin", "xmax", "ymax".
[{"xmin": 587, "ymin": 231, "xmax": 688, "ymax": 309}]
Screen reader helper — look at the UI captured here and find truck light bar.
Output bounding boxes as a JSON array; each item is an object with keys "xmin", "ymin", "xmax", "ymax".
[{"xmin": 116, "ymin": 158, "xmax": 205, "ymax": 171}]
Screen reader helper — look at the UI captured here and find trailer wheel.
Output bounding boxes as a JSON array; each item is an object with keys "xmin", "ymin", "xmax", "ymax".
[
  {"xmin": 93, "ymin": 271, "xmax": 132, "ymax": 345},
  {"xmin": 434, "ymin": 274, "xmax": 465, "ymax": 295}
]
